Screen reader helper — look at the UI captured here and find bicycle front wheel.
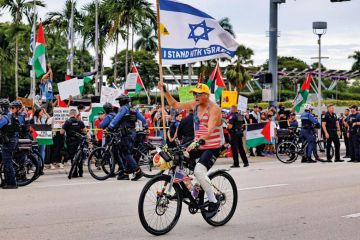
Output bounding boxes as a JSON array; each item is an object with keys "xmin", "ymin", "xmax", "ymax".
[
  {"xmin": 276, "ymin": 141, "xmax": 298, "ymax": 164},
  {"xmin": 135, "ymin": 148, "xmax": 164, "ymax": 178},
  {"xmin": 201, "ymin": 171, "xmax": 238, "ymax": 226},
  {"xmin": 16, "ymin": 153, "xmax": 39, "ymax": 187},
  {"xmin": 88, "ymin": 147, "xmax": 115, "ymax": 181},
  {"xmin": 138, "ymin": 175, "xmax": 182, "ymax": 236}
]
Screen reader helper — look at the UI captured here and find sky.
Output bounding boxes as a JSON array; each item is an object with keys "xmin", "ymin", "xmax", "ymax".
[{"xmin": 1, "ymin": 0, "xmax": 359, "ymax": 70}]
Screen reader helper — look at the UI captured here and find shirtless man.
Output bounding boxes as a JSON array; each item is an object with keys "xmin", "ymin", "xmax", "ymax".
[{"xmin": 159, "ymin": 82, "xmax": 222, "ymax": 218}]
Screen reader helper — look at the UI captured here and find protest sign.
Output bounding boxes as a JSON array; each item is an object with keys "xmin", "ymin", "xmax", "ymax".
[
  {"xmin": 57, "ymin": 78, "xmax": 81, "ymax": 100},
  {"xmin": 237, "ymin": 95, "xmax": 248, "ymax": 112},
  {"xmin": 81, "ymin": 112, "xmax": 91, "ymax": 127},
  {"xmin": 125, "ymin": 73, "xmax": 138, "ymax": 90},
  {"xmin": 178, "ymin": 86, "xmax": 195, "ymax": 102},
  {"xmin": 221, "ymin": 91, "xmax": 238, "ymax": 108},
  {"xmin": 16, "ymin": 97, "xmax": 33, "ymax": 108},
  {"xmin": 100, "ymin": 86, "xmax": 120, "ymax": 107},
  {"xmin": 53, "ymin": 107, "xmax": 76, "ymax": 128}
]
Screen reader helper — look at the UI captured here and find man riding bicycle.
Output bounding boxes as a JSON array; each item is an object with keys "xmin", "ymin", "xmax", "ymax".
[{"xmin": 159, "ymin": 82, "xmax": 222, "ymax": 218}]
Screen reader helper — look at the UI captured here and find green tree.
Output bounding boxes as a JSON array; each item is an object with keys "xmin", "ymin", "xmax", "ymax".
[
  {"xmin": 218, "ymin": 17, "xmax": 236, "ymax": 38},
  {"xmin": 135, "ymin": 25, "xmax": 157, "ymax": 53},
  {"xmin": 349, "ymin": 51, "xmax": 360, "ymax": 71},
  {"xmin": 0, "ymin": 0, "xmax": 45, "ymax": 97},
  {"xmin": 262, "ymin": 56, "xmax": 309, "ymax": 71},
  {"xmin": 226, "ymin": 45, "xmax": 254, "ymax": 91}
]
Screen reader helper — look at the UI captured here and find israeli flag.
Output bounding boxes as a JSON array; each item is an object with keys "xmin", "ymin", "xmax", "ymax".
[{"xmin": 159, "ymin": 0, "xmax": 239, "ymax": 65}]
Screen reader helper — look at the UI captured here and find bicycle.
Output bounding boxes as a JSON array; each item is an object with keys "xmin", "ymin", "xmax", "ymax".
[
  {"xmin": 0, "ymin": 139, "xmax": 40, "ymax": 187},
  {"xmin": 68, "ymin": 132, "xmax": 90, "ymax": 179},
  {"xmin": 276, "ymin": 130, "xmax": 334, "ymax": 164},
  {"xmin": 138, "ymin": 140, "xmax": 238, "ymax": 235}
]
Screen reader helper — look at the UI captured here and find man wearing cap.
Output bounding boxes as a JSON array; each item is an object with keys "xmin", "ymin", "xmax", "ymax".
[
  {"xmin": 322, "ymin": 104, "xmax": 343, "ymax": 162},
  {"xmin": 345, "ymin": 105, "xmax": 360, "ymax": 163},
  {"xmin": 300, "ymin": 104, "xmax": 320, "ymax": 163},
  {"xmin": 159, "ymin": 82, "xmax": 223, "ymax": 218}
]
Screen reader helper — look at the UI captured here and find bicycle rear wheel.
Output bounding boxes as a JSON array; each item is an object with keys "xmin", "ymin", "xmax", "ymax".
[
  {"xmin": 276, "ymin": 141, "xmax": 298, "ymax": 164},
  {"xmin": 138, "ymin": 175, "xmax": 182, "ymax": 236},
  {"xmin": 135, "ymin": 148, "xmax": 163, "ymax": 178},
  {"xmin": 16, "ymin": 154, "xmax": 39, "ymax": 187},
  {"xmin": 88, "ymin": 147, "xmax": 115, "ymax": 181},
  {"xmin": 201, "ymin": 171, "xmax": 238, "ymax": 226}
]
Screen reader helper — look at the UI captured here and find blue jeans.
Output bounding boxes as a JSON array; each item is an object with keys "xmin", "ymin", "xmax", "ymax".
[
  {"xmin": 2, "ymin": 138, "xmax": 18, "ymax": 186},
  {"xmin": 300, "ymin": 128, "xmax": 315, "ymax": 158},
  {"xmin": 39, "ymin": 145, "xmax": 46, "ymax": 165}
]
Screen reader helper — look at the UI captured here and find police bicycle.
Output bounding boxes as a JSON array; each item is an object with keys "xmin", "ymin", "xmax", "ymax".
[
  {"xmin": 276, "ymin": 130, "xmax": 334, "ymax": 164},
  {"xmin": 67, "ymin": 132, "xmax": 90, "ymax": 179},
  {"xmin": 0, "ymin": 139, "xmax": 40, "ymax": 187},
  {"xmin": 138, "ymin": 140, "xmax": 238, "ymax": 235}
]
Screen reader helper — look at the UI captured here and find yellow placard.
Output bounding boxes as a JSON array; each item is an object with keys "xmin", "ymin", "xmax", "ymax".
[{"xmin": 221, "ymin": 91, "xmax": 238, "ymax": 108}]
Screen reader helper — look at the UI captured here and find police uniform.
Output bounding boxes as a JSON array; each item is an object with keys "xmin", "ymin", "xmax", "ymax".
[
  {"xmin": 62, "ymin": 116, "xmax": 85, "ymax": 177},
  {"xmin": 346, "ymin": 113, "xmax": 360, "ymax": 162},
  {"xmin": 0, "ymin": 112, "xmax": 21, "ymax": 187},
  {"xmin": 108, "ymin": 104, "xmax": 147, "ymax": 174},
  {"xmin": 322, "ymin": 112, "xmax": 341, "ymax": 161},
  {"xmin": 228, "ymin": 111, "xmax": 249, "ymax": 167},
  {"xmin": 300, "ymin": 111, "xmax": 320, "ymax": 162}
]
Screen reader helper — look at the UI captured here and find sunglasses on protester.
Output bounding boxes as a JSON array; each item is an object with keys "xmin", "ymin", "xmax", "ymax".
[{"xmin": 193, "ymin": 92, "xmax": 204, "ymax": 97}]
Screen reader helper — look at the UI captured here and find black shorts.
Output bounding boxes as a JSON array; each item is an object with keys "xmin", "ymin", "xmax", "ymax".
[{"xmin": 189, "ymin": 148, "xmax": 221, "ymax": 170}]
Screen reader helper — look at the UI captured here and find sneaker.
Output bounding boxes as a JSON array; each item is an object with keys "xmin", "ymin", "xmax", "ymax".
[
  {"xmin": 131, "ymin": 170, "xmax": 144, "ymax": 181},
  {"xmin": 334, "ymin": 159, "xmax": 344, "ymax": 162},
  {"xmin": 2, "ymin": 184, "xmax": 18, "ymax": 189},
  {"xmin": 205, "ymin": 201, "xmax": 220, "ymax": 219},
  {"xmin": 58, "ymin": 163, "xmax": 64, "ymax": 169},
  {"xmin": 243, "ymin": 163, "xmax": 249, "ymax": 167},
  {"xmin": 117, "ymin": 171, "xmax": 130, "ymax": 180},
  {"xmin": 230, "ymin": 165, "xmax": 240, "ymax": 168},
  {"xmin": 50, "ymin": 164, "xmax": 56, "ymax": 170}
]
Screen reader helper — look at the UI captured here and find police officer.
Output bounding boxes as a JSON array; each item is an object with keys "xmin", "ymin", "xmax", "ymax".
[
  {"xmin": 0, "ymin": 100, "xmax": 24, "ymax": 189},
  {"xmin": 300, "ymin": 104, "xmax": 320, "ymax": 163},
  {"xmin": 60, "ymin": 109, "xmax": 86, "ymax": 178},
  {"xmin": 346, "ymin": 105, "xmax": 360, "ymax": 163},
  {"xmin": 322, "ymin": 104, "xmax": 343, "ymax": 162},
  {"xmin": 228, "ymin": 105, "xmax": 249, "ymax": 168},
  {"xmin": 108, "ymin": 94, "xmax": 148, "ymax": 181},
  {"xmin": 100, "ymin": 102, "xmax": 126, "ymax": 178},
  {"xmin": 340, "ymin": 109, "xmax": 350, "ymax": 158}
]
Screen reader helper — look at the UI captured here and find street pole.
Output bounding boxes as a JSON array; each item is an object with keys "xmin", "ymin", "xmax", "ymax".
[
  {"xmin": 94, "ymin": 0, "xmax": 100, "ymax": 95},
  {"xmin": 31, "ymin": 0, "xmax": 36, "ymax": 101},
  {"xmin": 318, "ymin": 34, "xmax": 322, "ymax": 119},
  {"xmin": 70, "ymin": 0, "xmax": 74, "ymax": 75}
]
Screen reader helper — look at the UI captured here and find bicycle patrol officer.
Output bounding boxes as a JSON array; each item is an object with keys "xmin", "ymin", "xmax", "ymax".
[
  {"xmin": 346, "ymin": 105, "xmax": 360, "ymax": 163},
  {"xmin": 100, "ymin": 102, "xmax": 126, "ymax": 178},
  {"xmin": 300, "ymin": 104, "xmax": 319, "ymax": 163},
  {"xmin": 0, "ymin": 100, "xmax": 24, "ymax": 189},
  {"xmin": 108, "ymin": 94, "xmax": 148, "ymax": 181},
  {"xmin": 322, "ymin": 104, "xmax": 343, "ymax": 162},
  {"xmin": 60, "ymin": 109, "xmax": 86, "ymax": 178}
]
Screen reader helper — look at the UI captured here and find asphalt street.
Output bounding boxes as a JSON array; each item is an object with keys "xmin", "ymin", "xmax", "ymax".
[{"xmin": 1, "ymin": 158, "xmax": 359, "ymax": 240}]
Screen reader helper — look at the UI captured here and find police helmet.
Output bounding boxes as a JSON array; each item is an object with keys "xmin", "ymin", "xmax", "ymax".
[
  {"xmin": 304, "ymin": 104, "xmax": 313, "ymax": 111},
  {"xmin": 10, "ymin": 100, "xmax": 23, "ymax": 109},
  {"xmin": 115, "ymin": 94, "xmax": 131, "ymax": 106},
  {"xmin": 103, "ymin": 102, "xmax": 113, "ymax": 114},
  {"xmin": 0, "ymin": 98, "xmax": 10, "ymax": 108}
]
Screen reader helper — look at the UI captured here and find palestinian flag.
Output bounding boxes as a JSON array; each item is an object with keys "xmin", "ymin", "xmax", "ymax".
[
  {"xmin": 294, "ymin": 73, "xmax": 313, "ymax": 113},
  {"xmin": 30, "ymin": 124, "xmax": 53, "ymax": 145},
  {"xmin": 207, "ymin": 64, "xmax": 226, "ymax": 102},
  {"xmin": 33, "ymin": 21, "xmax": 46, "ymax": 78},
  {"xmin": 89, "ymin": 103, "xmax": 104, "ymax": 129},
  {"xmin": 84, "ymin": 75, "xmax": 93, "ymax": 84},
  {"xmin": 246, "ymin": 122, "xmax": 272, "ymax": 148},
  {"xmin": 131, "ymin": 63, "xmax": 146, "ymax": 94}
]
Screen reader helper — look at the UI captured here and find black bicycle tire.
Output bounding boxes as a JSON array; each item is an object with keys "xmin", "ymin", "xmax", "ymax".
[
  {"xmin": 276, "ymin": 141, "xmax": 299, "ymax": 164},
  {"xmin": 87, "ymin": 147, "xmax": 115, "ymax": 181},
  {"xmin": 68, "ymin": 151, "xmax": 80, "ymax": 179},
  {"xmin": 32, "ymin": 150, "xmax": 43, "ymax": 179},
  {"xmin": 135, "ymin": 148, "xmax": 164, "ymax": 178},
  {"xmin": 201, "ymin": 171, "xmax": 238, "ymax": 226},
  {"xmin": 17, "ymin": 154, "xmax": 40, "ymax": 187},
  {"xmin": 138, "ymin": 174, "xmax": 182, "ymax": 236}
]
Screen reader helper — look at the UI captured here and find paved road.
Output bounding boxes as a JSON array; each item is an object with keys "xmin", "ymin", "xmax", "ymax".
[{"xmin": 1, "ymin": 158, "xmax": 359, "ymax": 240}]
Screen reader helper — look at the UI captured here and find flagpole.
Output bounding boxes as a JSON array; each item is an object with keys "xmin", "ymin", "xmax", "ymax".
[
  {"xmin": 70, "ymin": 0, "xmax": 74, "ymax": 75},
  {"xmin": 155, "ymin": 0, "xmax": 167, "ymax": 140},
  {"xmin": 31, "ymin": 0, "xmax": 36, "ymax": 102}
]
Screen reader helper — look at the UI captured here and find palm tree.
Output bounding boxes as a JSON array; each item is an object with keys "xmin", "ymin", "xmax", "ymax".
[
  {"xmin": 226, "ymin": 45, "xmax": 254, "ymax": 91},
  {"xmin": 0, "ymin": 0, "xmax": 45, "ymax": 97},
  {"xmin": 349, "ymin": 51, "xmax": 360, "ymax": 71},
  {"xmin": 108, "ymin": 0, "xmax": 156, "ymax": 79},
  {"xmin": 0, "ymin": 26, "xmax": 14, "ymax": 96},
  {"xmin": 135, "ymin": 26, "xmax": 157, "ymax": 52},
  {"xmin": 218, "ymin": 17, "xmax": 236, "ymax": 38}
]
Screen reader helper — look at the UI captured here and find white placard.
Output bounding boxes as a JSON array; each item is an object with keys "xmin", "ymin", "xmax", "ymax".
[
  {"xmin": 237, "ymin": 95, "xmax": 248, "ymax": 112},
  {"xmin": 57, "ymin": 78, "xmax": 81, "ymax": 100},
  {"xmin": 80, "ymin": 112, "xmax": 91, "ymax": 127},
  {"xmin": 125, "ymin": 73, "xmax": 138, "ymax": 90},
  {"xmin": 100, "ymin": 86, "xmax": 121, "ymax": 108},
  {"xmin": 262, "ymin": 89, "xmax": 272, "ymax": 102}
]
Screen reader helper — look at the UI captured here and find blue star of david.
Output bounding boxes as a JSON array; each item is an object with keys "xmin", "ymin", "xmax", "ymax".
[{"xmin": 188, "ymin": 20, "xmax": 215, "ymax": 44}]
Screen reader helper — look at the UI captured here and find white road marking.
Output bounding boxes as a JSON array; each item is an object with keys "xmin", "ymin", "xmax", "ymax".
[
  {"xmin": 237, "ymin": 184, "xmax": 289, "ymax": 191},
  {"xmin": 33, "ymin": 180, "xmax": 118, "ymax": 188},
  {"xmin": 342, "ymin": 213, "xmax": 360, "ymax": 219}
]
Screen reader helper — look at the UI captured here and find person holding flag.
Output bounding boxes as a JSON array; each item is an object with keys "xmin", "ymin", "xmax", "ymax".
[{"xmin": 39, "ymin": 64, "xmax": 54, "ymax": 114}]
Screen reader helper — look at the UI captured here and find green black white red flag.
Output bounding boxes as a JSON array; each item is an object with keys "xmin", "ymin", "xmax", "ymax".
[
  {"xmin": 293, "ymin": 73, "xmax": 313, "ymax": 113},
  {"xmin": 33, "ymin": 21, "xmax": 46, "ymax": 78},
  {"xmin": 206, "ymin": 64, "xmax": 226, "ymax": 102}
]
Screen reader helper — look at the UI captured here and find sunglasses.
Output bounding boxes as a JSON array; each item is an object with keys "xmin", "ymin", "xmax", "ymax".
[
  {"xmin": 10, "ymin": 106, "xmax": 17, "ymax": 109},
  {"xmin": 193, "ymin": 92, "xmax": 204, "ymax": 97}
]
